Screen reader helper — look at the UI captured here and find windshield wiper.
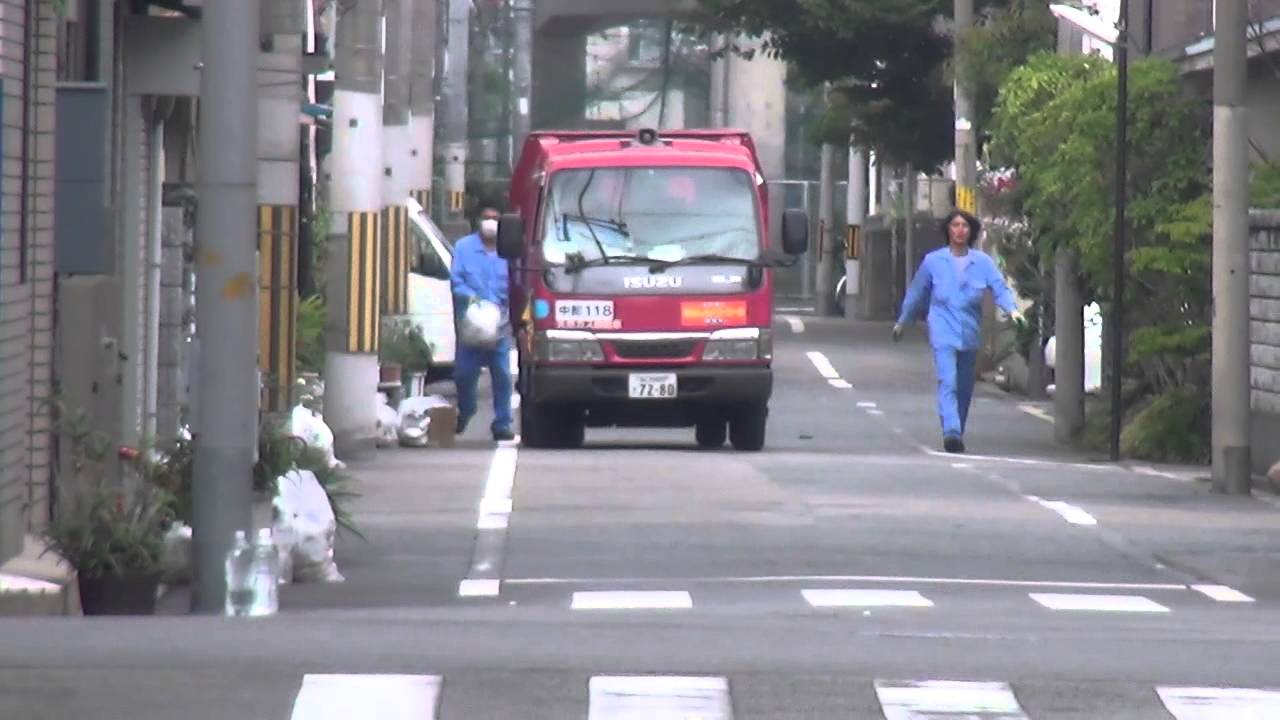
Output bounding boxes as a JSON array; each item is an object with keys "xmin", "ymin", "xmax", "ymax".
[
  {"xmin": 562, "ymin": 252, "xmax": 650, "ymax": 275},
  {"xmin": 647, "ymin": 253, "xmax": 776, "ymax": 272},
  {"xmin": 562, "ymin": 213, "xmax": 630, "ymax": 237}
]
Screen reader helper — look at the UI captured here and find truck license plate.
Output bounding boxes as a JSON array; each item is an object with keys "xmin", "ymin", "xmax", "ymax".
[{"xmin": 628, "ymin": 373, "xmax": 677, "ymax": 399}]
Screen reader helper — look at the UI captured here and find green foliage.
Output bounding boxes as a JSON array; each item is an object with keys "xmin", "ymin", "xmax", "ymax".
[
  {"xmin": 955, "ymin": 0, "xmax": 1056, "ymax": 133},
  {"xmin": 1119, "ymin": 389, "xmax": 1211, "ymax": 464},
  {"xmin": 1253, "ymin": 162, "xmax": 1280, "ymax": 207},
  {"xmin": 296, "ymin": 295, "xmax": 326, "ymax": 375},
  {"xmin": 379, "ymin": 318, "xmax": 434, "ymax": 374}
]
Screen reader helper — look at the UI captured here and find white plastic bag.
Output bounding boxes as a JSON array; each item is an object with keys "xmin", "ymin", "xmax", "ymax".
[
  {"xmin": 376, "ymin": 393, "xmax": 399, "ymax": 448},
  {"xmin": 161, "ymin": 521, "xmax": 192, "ymax": 582},
  {"xmin": 396, "ymin": 394, "xmax": 451, "ymax": 447},
  {"xmin": 289, "ymin": 404, "xmax": 344, "ymax": 469},
  {"xmin": 458, "ymin": 299, "xmax": 502, "ymax": 349},
  {"xmin": 275, "ymin": 469, "xmax": 345, "ymax": 583}
]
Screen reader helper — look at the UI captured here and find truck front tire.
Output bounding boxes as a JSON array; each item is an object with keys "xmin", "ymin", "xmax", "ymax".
[
  {"xmin": 729, "ymin": 404, "xmax": 768, "ymax": 451},
  {"xmin": 521, "ymin": 401, "xmax": 584, "ymax": 449},
  {"xmin": 695, "ymin": 419, "xmax": 727, "ymax": 449}
]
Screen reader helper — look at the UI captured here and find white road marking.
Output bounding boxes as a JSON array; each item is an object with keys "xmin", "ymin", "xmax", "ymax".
[
  {"xmin": 875, "ymin": 680, "xmax": 1027, "ymax": 719},
  {"xmin": 290, "ymin": 674, "xmax": 441, "ymax": 720},
  {"xmin": 783, "ymin": 315, "xmax": 806, "ymax": 333},
  {"xmin": 805, "ymin": 350, "xmax": 841, "ymax": 380},
  {"xmin": 457, "ymin": 578, "xmax": 501, "ymax": 597},
  {"xmin": 1191, "ymin": 584, "xmax": 1255, "ymax": 603},
  {"xmin": 458, "ymin": 444, "xmax": 520, "ymax": 598},
  {"xmin": 829, "ymin": 378, "xmax": 853, "ymax": 389},
  {"xmin": 506, "ymin": 575, "xmax": 1190, "ymax": 591},
  {"xmin": 1029, "ymin": 593, "xmax": 1170, "ymax": 613},
  {"xmin": 1025, "ymin": 496, "xmax": 1098, "ymax": 526},
  {"xmin": 571, "ymin": 591, "xmax": 693, "ymax": 610},
  {"xmin": 589, "ymin": 676, "xmax": 731, "ymax": 719},
  {"xmin": 1131, "ymin": 465, "xmax": 1185, "ymax": 480},
  {"xmin": 803, "ymin": 589, "xmax": 934, "ymax": 608},
  {"xmin": 1157, "ymin": 686, "xmax": 1280, "ymax": 719},
  {"xmin": 867, "ymin": 409, "xmax": 885, "ymax": 416},
  {"xmin": 1018, "ymin": 402, "xmax": 1053, "ymax": 423},
  {"xmin": 857, "ymin": 401, "xmax": 878, "ymax": 408},
  {"xmin": 777, "ymin": 306, "xmax": 811, "ymax": 313},
  {"xmin": 922, "ymin": 449, "xmax": 1113, "ymax": 471}
]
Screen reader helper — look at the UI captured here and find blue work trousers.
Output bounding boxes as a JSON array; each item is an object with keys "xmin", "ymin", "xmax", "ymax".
[
  {"xmin": 455, "ymin": 339, "xmax": 513, "ymax": 433},
  {"xmin": 933, "ymin": 347, "xmax": 978, "ymax": 439}
]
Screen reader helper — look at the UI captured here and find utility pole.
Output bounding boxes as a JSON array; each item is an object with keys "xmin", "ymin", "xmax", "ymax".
[
  {"xmin": 1052, "ymin": 9, "xmax": 1086, "ymax": 447},
  {"xmin": 1108, "ymin": 0, "xmax": 1130, "ymax": 462},
  {"xmin": 816, "ymin": 108, "xmax": 838, "ymax": 316},
  {"xmin": 845, "ymin": 141, "xmax": 867, "ymax": 317},
  {"xmin": 324, "ymin": 0, "xmax": 384, "ymax": 460},
  {"xmin": 953, "ymin": 0, "xmax": 977, "ymax": 216},
  {"xmin": 1212, "ymin": 0, "xmax": 1252, "ymax": 494},
  {"xmin": 408, "ymin": 0, "xmax": 436, "ymax": 212},
  {"xmin": 511, "ymin": 0, "xmax": 533, "ymax": 157},
  {"xmin": 191, "ymin": 0, "xmax": 260, "ymax": 614},
  {"xmin": 903, "ymin": 165, "xmax": 916, "ymax": 291},
  {"xmin": 382, "ymin": 0, "xmax": 412, "ymax": 318},
  {"xmin": 258, "ymin": 0, "xmax": 304, "ymax": 414},
  {"xmin": 443, "ymin": 0, "xmax": 471, "ymax": 234}
]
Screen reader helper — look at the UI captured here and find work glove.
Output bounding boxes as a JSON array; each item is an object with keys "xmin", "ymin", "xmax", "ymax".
[
  {"xmin": 891, "ymin": 323, "xmax": 904, "ymax": 343},
  {"xmin": 1009, "ymin": 309, "xmax": 1026, "ymax": 327}
]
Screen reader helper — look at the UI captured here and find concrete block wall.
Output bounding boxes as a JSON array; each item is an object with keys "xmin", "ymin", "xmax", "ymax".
[
  {"xmin": 1250, "ymin": 210, "xmax": 1280, "ymax": 475},
  {"xmin": 0, "ymin": 0, "xmax": 59, "ymax": 565}
]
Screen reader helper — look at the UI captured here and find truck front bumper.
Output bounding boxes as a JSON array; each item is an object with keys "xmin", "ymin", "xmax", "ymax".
[{"xmin": 526, "ymin": 365, "xmax": 772, "ymax": 426}]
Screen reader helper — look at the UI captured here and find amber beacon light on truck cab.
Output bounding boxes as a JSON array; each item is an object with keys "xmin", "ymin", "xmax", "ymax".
[{"xmin": 496, "ymin": 128, "xmax": 809, "ymax": 451}]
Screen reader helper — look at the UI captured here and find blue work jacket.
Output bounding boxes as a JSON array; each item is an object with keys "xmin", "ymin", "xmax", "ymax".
[{"xmin": 897, "ymin": 247, "xmax": 1018, "ymax": 351}]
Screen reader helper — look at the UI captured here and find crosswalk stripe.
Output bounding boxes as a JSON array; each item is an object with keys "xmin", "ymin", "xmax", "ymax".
[
  {"xmin": 1029, "ymin": 593, "xmax": 1170, "ymax": 613},
  {"xmin": 875, "ymin": 680, "xmax": 1027, "ymax": 719},
  {"xmin": 589, "ymin": 676, "xmax": 732, "ymax": 719},
  {"xmin": 802, "ymin": 589, "xmax": 934, "ymax": 608},
  {"xmin": 289, "ymin": 674, "xmax": 441, "ymax": 720},
  {"xmin": 1157, "ymin": 686, "xmax": 1280, "ymax": 719}
]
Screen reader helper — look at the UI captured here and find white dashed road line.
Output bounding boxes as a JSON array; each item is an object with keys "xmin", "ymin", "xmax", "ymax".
[
  {"xmin": 829, "ymin": 378, "xmax": 853, "ymax": 389},
  {"xmin": 1158, "ymin": 686, "xmax": 1280, "ymax": 719},
  {"xmin": 1018, "ymin": 402, "xmax": 1053, "ymax": 423},
  {"xmin": 1025, "ymin": 495, "xmax": 1098, "ymax": 526},
  {"xmin": 457, "ymin": 442, "xmax": 520, "ymax": 598},
  {"xmin": 571, "ymin": 591, "xmax": 693, "ymax": 610},
  {"xmin": 589, "ymin": 676, "xmax": 731, "ymax": 719},
  {"xmin": 805, "ymin": 350, "xmax": 841, "ymax": 380},
  {"xmin": 803, "ymin": 589, "xmax": 934, "ymax": 608},
  {"xmin": 875, "ymin": 680, "xmax": 1028, "ymax": 719},
  {"xmin": 1191, "ymin": 584, "xmax": 1256, "ymax": 603}
]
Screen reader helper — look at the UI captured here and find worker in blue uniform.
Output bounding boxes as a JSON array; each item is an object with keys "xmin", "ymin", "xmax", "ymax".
[
  {"xmin": 893, "ymin": 209, "xmax": 1024, "ymax": 454},
  {"xmin": 451, "ymin": 205, "xmax": 515, "ymax": 442}
]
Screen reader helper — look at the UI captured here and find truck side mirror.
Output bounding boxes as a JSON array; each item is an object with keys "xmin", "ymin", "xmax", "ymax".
[
  {"xmin": 782, "ymin": 208, "xmax": 809, "ymax": 256},
  {"xmin": 497, "ymin": 213, "xmax": 523, "ymax": 260}
]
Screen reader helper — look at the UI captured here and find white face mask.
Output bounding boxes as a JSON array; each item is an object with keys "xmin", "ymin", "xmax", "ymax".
[{"xmin": 480, "ymin": 218, "xmax": 498, "ymax": 239}]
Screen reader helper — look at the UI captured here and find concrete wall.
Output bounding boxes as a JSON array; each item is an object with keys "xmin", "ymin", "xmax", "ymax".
[
  {"xmin": 0, "ymin": 0, "xmax": 59, "ymax": 564},
  {"xmin": 1151, "ymin": 0, "xmax": 1280, "ymax": 55},
  {"xmin": 1250, "ymin": 210, "xmax": 1280, "ymax": 476}
]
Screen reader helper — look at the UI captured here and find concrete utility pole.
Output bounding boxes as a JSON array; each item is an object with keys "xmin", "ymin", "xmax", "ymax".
[
  {"xmin": 1212, "ymin": 0, "xmax": 1252, "ymax": 494},
  {"xmin": 408, "ymin": 0, "xmax": 436, "ymax": 212},
  {"xmin": 382, "ymin": 0, "xmax": 412, "ymax": 318},
  {"xmin": 903, "ymin": 166, "xmax": 917, "ymax": 291},
  {"xmin": 191, "ymin": 0, "xmax": 260, "ymax": 614},
  {"xmin": 1054, "ymin": 249, "xmax": 1086, "ymax": 443},
  {"xmin": 845, "ymin": 142, "xmax": 867, "ymax": 316},
  {"xmin": 953, "ymin": 0, "xmax": 977, "ymax": 215},
  {"xmin": 442, "ymin": 0, "xmax": 471, "ymax": 234},
  {"xmin": 258, "ymin": 0, "xmax": 305, "ymax": 413},
  {"xmin": 816, "ymin": 125, "xmax": 838, "ymax": 316},
  {"xmin": 324, "ymin": 0, "xmax": 384, "ymax": 459},
  {"xmin": 511, "ymin": 0, "xmax": 533, "ymax": 157}
]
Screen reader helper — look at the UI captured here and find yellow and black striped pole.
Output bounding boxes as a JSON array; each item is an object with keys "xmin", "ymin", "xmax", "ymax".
[
  {"xmin": 380, "ymin": 204, "xmax": 410, "ymax": 315},
  {"xmin": 257, "ymin": 205, "xmax": 298, "ymax": 413},
  {"xmin": 956, "ymin": 184, "xmax": 977, "ymax": 215},
  {"xmin": 345, "ymin": 211, "xmax": 383, "ymax": 354}
]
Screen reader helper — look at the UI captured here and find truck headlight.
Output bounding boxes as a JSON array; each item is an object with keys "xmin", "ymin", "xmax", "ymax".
[
  {"xmin": 536, "ymin": 330, "xmax": 604, "ymax": 363},
  {"xmin": 703, "ymin": 327, "xmax": 769, "ymax": 361}
]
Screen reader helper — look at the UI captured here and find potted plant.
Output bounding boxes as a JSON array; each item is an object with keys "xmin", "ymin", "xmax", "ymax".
[
  {"xmin": 43, "ymin": 407, "xmax": 176, "ymax": 615},
  {"xmin": 379, "ymin": 317, "xmax": 433, "ymax": 394}
]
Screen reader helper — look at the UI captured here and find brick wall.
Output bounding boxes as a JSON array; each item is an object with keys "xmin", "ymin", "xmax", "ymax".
[{"xmin": 0, "ymin": 0, "xmax": 58, "ymax": 564}]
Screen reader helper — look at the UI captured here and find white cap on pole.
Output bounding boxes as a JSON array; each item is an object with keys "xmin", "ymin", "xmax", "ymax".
[{"xmin": 1048, "ymin": 3, "xmax": 1120, "ymax": 44}]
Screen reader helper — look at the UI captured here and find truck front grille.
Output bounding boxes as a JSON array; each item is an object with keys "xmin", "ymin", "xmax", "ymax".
[{"xmin": 610, "ymin": 339, "xmax": 699, "ymax": 360}]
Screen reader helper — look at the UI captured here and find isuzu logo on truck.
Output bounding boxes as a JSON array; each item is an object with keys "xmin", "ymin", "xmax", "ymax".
[{"xmin": 624, "ymin": 275, "xmax": 684, "ymax": 290}]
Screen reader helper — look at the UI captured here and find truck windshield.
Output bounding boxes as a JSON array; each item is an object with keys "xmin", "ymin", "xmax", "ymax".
[{"xmin": 540, "ymin": 167, "xmax": 760, "ymax": 266}]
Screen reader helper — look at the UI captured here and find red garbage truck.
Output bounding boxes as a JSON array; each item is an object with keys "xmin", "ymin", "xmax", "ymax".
[{"xmin": 496, "ymin": 128, "xmax": 808, "ymax": 450}]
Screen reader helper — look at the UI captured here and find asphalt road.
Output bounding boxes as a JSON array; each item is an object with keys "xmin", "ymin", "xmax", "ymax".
[{"xmin": 3, "ymin": 315, "xmax": 1280, "ymax": 719}]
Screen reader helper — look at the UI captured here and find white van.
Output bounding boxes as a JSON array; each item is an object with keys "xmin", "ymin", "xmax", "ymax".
[{"xmin": 404, "ymin": 196, "xmax": 456, "ymax": 381}]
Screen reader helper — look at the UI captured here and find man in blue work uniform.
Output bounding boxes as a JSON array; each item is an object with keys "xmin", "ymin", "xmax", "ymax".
[
  {"xmin": 893, "ymin": 209, "xmax": 1023, "ymax": 454},
  {"xmin": 451, "ymin": 205, "xmax": 515, "ymax": 442}
]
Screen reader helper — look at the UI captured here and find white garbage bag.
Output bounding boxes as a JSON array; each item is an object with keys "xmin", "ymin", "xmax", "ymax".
[
  {"xmin": 396, "ymin": 394, "xmax": 451, "ymax": 447},
  {"xmin": 376, "ymin": 393, "xmax": 399, "ymax": 448},
  {"xmin": 275, "ymin": 469, "xmax": 345, "ymax": 583},
  {"xmin": 161, "ymin": 521, "xmax": 192, "ymax": 582},
  {"xmin": 289, "ymin": 404, "xmax": 344, "ymax": 469},
  {"xmin": 458, "ymin": 299, "xmax": 503, "ymax": 349}
]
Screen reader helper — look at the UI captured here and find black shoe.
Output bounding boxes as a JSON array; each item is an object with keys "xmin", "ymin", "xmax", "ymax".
[
  {"xmin": 943, "ymin": 436, "xmax": 965, "ymax": 454},
  {"xmin": 492, "ymin": 428, "xmax": 515, "ymax": 442},
  {"xmin": 456, "ymin": 416, "xmax": 470, "ymax": 435}
]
